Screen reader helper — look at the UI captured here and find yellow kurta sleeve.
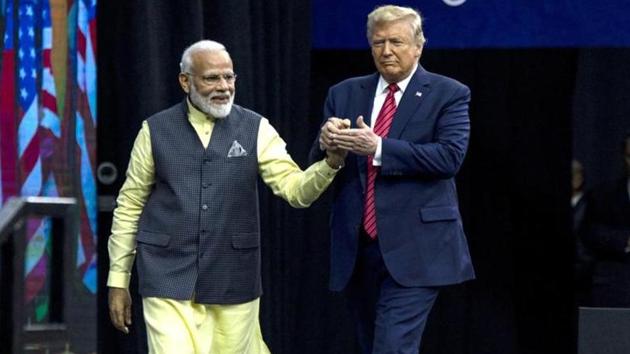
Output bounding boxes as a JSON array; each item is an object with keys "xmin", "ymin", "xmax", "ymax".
[
  {"xmin": 107, "ymin": 121, "xmax": 155, "ymax": 289},
  {"xmin": 257, "ymin": 117, "xmax": 339, "ymax": 208}
]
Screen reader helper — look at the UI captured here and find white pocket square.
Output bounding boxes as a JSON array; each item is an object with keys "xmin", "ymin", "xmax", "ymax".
[{"xmin": 227, "ymin": 140, "xmax": 248, "ymax": 157}]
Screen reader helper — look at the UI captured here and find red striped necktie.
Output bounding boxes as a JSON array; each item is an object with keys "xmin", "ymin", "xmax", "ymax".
[{"xmin": 363, "ymin": 83, "xmax": 399, "ymax": 239}]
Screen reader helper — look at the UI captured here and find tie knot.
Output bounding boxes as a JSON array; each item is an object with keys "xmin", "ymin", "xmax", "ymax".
[{"xmin": 387, "ymin": 83, "xmax": 399, "ymax": 93}]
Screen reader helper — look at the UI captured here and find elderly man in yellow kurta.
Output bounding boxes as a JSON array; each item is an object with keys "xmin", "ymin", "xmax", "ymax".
[{"xmin": 107, "ymin": 40, "xmax": 346, "ymax": 354}]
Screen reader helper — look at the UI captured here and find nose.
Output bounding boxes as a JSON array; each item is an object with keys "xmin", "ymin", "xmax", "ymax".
[
  {"xmin": 215, "ymin": 77, "xmax": 231, "ymax": 91},
  {"xmin": 382, "ymin": 41, "xmax": 392, "ymax": 56}
]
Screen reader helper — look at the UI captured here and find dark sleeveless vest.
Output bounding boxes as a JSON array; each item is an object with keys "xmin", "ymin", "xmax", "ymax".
[{"xmin": 135, "ymin": 100, "xmax": 262, "ymax": 304}]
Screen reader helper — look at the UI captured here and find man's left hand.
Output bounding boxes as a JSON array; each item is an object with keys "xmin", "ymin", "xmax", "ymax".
[{"xmin": 333, "ymin": 116, "xmax": 379, "ymax": 156}]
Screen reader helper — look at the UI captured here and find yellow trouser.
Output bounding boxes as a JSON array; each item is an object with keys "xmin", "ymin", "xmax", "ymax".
[{"xmin": 142, "ymin": 296, "xmax": 271, "ymax": 354}]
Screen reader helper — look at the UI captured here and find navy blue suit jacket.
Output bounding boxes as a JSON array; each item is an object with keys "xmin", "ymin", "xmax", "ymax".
[{"xmin": 310, "ymin": 66, "xmax": 475, "ymax": 291}]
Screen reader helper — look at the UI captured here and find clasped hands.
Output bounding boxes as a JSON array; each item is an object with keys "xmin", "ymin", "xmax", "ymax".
[{"xmin": 321, "ymin": 116, "xmax": 379, "ymax": 168}]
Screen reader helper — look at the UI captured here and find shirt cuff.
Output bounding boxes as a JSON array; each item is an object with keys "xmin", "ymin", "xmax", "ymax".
[
  {"xmin": 319, "ymin": 158, "xmax": 343, "ymax": 177},
  {"xmin": 107, "ymin": 271, "xmax": 131, "ymax": 289},
  {"xmin": 373, "ymin": 137, "xmax": 383, "ymax": 166}
]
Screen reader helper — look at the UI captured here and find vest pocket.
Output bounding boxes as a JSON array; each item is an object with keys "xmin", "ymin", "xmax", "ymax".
[
  {"xmin": 136, "ymin": 230, "xmax": 171, "ymax": 247},
  {"xmin": 231, "ymin": 232, "xmax": 260, "ymax": 249}
]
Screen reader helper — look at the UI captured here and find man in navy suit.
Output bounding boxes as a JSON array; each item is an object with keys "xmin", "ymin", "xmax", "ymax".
[{"xmin": 310, "ymin": 5, "xmax": 475, "ymax": 353}]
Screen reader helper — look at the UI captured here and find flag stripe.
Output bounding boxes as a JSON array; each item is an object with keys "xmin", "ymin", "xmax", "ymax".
[{"xmin": 0, "ymin": 1, "xmax": 18, "ymax": 201}]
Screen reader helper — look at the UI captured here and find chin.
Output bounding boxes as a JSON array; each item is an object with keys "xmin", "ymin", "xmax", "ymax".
[
  {"xmin": 208, "ymin": 102, "xmax": 233, "ymax": 119},
  {"xmin": 382, "ymin": 72, "xmax": 401, "ymax": 83}
]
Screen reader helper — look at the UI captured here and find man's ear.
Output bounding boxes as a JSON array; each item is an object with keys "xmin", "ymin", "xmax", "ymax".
[{"xmin": 179, "ymin": 73, "xmax": 191, "ymax": 94}]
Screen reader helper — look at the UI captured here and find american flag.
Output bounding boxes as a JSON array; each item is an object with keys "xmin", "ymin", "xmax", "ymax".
[
  {"xmin": 0, "ymin": 0, "xmax": 98, "ymax": 309},
  {"xmin": 1, "ymin": 0, "xmax": 98, "ymax": 345},
  {"xmin": 17, "ymin": 0, "xmax": 52, "ymax": 307},
  {"xmin": 17, "ymin": 2, "xmax": 40, "ymax": 197},
  {"xmin": 40, "ymin": 0, "xmax": 60, "ymax": 139},
  {"xmin": 74, "ymin": 0, "xmax": 97, "ymax": 293},
  {"xmin": 23, "ymin": 0, "xmax": 64, "ymax": 310}
]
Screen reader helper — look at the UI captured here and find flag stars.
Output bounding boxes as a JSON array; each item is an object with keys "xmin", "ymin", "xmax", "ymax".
[
  {"xmin": 21, "ymin": 88, "xmax": 28, "ymax": 99},
  {"xmin": 28, "ymin": 27, "xmax": 34, "ymax": 38},
  {"xmin": 19, "ymin": 68, "xmax": 26, "ymax": 79},
  {"xmin": 30, "ymin": 48, "xmax": 35, "ymax": 58},
  {"xmin": 31, "ymin": 69, "xmax": 37, "ymax": 78},
  {"xmin": 26, "ymin": 5, "xmax": 33, "ymax": 17},
  {"xmin": 18, "ymin": 48, "xmax": 24, "ymax": 58}
]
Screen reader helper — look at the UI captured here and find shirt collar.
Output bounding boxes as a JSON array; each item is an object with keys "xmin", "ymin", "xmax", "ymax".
[
  {"xmin": 186, "ymin": 97, "xmax": 212, "ymax": 124},
  {"xmin": 376, "ymin": 62, "xmax": 419, "ymax": 95}
]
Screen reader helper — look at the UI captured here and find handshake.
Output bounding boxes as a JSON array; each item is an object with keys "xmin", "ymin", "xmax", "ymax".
[{"xmin": 320, "ymin": 116, "xmax": 380, "ymax": 169}]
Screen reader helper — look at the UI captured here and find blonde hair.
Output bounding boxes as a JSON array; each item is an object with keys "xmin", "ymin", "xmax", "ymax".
[{"xmin": 367, "ymin": 5, "xmax": 426, "ymax": 46}]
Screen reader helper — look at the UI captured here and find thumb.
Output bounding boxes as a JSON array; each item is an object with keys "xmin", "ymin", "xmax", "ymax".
[{"xmin": 356, "ymin": 115, "xmax": 368, "ymax": 128}]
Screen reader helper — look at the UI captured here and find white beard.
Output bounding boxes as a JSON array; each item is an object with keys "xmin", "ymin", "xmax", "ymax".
[{"xmin": 189, "ymin": 85, "xmax": 234, "ymax": 119}]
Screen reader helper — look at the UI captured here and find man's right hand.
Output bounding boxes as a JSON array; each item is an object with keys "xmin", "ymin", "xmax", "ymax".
[
  {"xmin": 108, "ymin": 287, "xmax": 132, "ymax": 334},
  {"xmin": 320, "ymin": 117, "xmax": 351, "ymax": 151}
]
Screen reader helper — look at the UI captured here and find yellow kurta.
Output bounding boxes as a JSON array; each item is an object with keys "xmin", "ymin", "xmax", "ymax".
[{"xmin": 107, "ymin": 100, "xmax": 339, "ymax": 354}]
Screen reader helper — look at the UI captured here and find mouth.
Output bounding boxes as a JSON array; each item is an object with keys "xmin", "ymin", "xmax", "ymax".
[{"xmin": 210, "ymin": 95, "xmax": 231, "ymax": 104}]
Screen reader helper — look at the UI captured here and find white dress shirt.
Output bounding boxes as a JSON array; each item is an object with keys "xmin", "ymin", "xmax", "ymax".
[{"xmin": 371, "ymin": 63, "xmax": 418, "ymax": 166}]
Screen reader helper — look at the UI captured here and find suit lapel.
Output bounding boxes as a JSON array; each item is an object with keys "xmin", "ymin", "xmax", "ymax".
[
  {"xmin": 358, "ymin": 74, "xmax": 380, "ymax": 127},
  {"xmin": 356, "ymin": 74, "xmax": 379, "ymax": 192},
  {"xmin": 388, "ymin": 66, "xmax": 431, "ymax": 140}
]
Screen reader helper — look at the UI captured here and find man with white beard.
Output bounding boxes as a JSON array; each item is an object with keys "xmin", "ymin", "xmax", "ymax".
[{"xmin": 106, "ymin": 40, "xmax": 346, "ymax": 354}]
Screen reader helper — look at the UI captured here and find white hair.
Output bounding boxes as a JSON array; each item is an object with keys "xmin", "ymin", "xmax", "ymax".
[{"xmin": 179, "ymin": 40, "xmax": 227, "ymax": 73}]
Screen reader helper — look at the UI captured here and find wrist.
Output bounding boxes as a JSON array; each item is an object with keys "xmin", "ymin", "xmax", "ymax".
[{"xmin": 325, "ymin": 156, "xmax": 345, "ymax": 170}]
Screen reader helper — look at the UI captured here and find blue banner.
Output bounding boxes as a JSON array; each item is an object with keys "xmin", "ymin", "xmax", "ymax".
[{"xmin": 313, "ymin": 0, "xmax": 630, "ymax": 48}]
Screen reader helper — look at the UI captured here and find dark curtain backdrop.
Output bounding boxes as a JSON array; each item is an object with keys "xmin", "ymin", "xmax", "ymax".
[
  {"xmin": 573, "ymin": 49, "xmax": 630, "ymax": 189},
  {"xmin": 97, "ymin": 1, "xmax": 625, "ymax": 354}
]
